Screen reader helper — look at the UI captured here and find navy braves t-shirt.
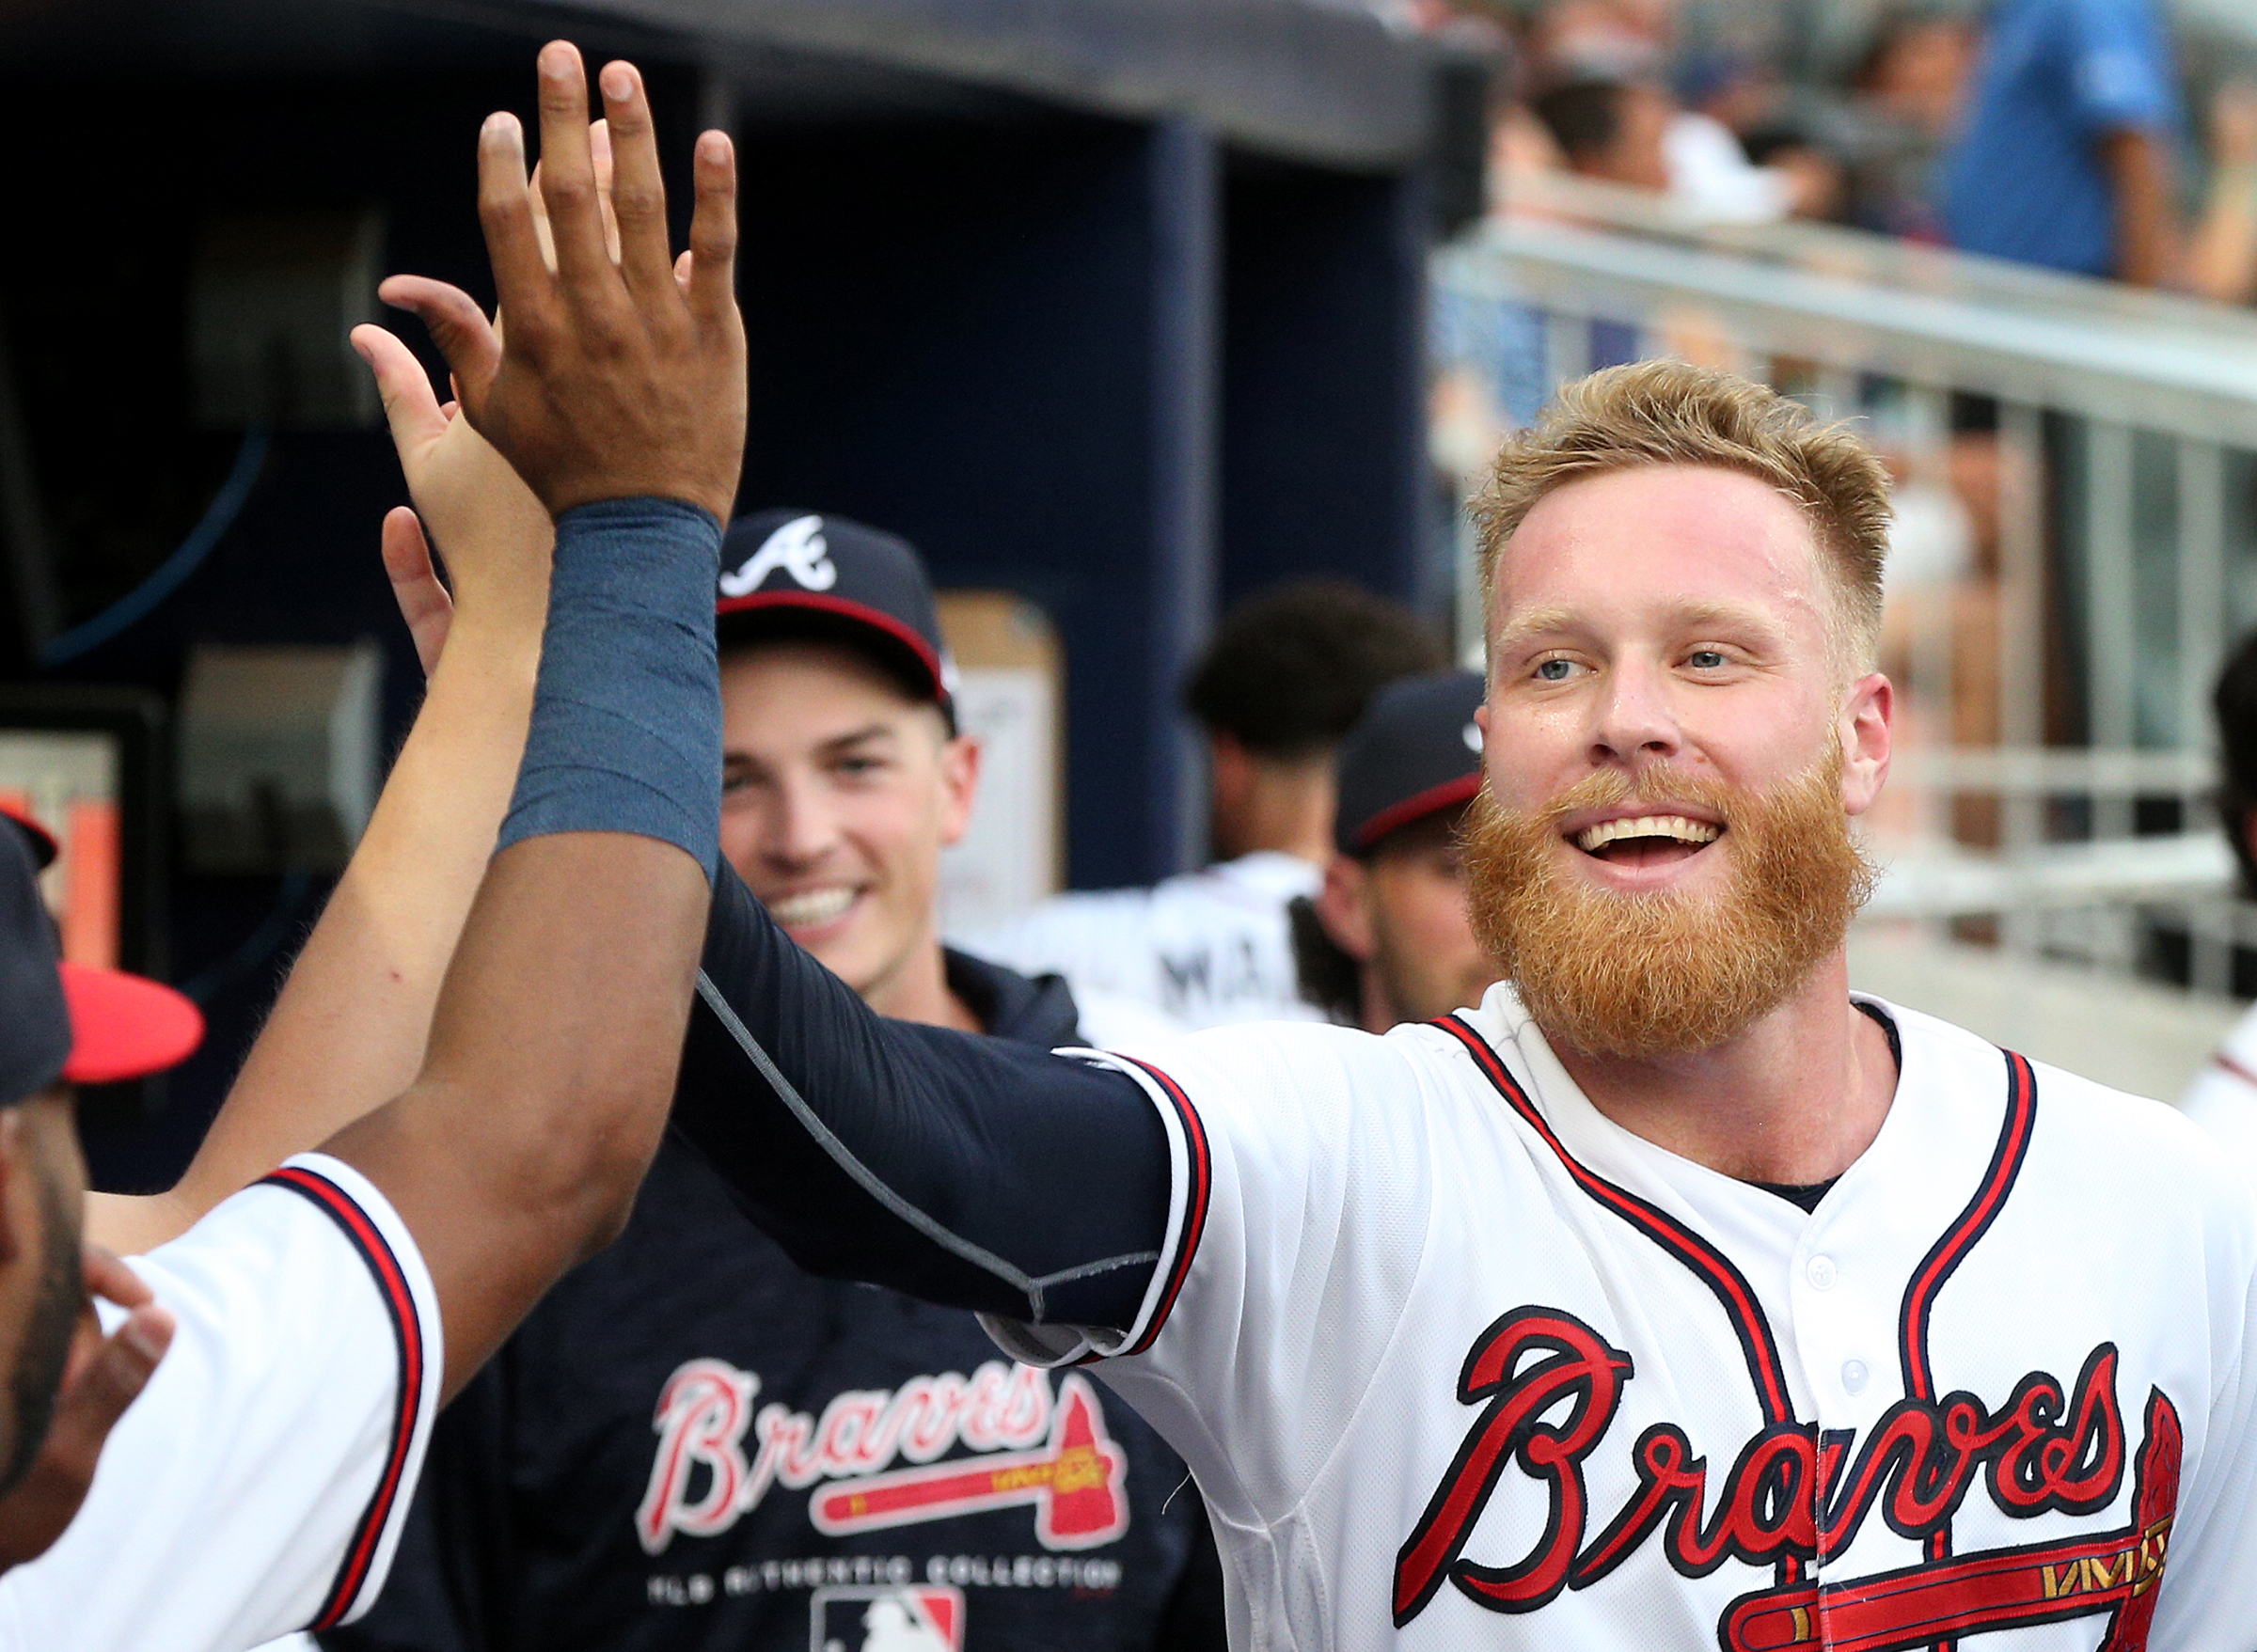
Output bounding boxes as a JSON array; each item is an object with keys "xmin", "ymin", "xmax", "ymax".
[{"xmin": 324, "ymin": 952, "xmax": 1223, "ymax": 1652}]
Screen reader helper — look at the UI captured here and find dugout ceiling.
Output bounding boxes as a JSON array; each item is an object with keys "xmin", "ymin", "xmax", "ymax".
[{"xmin": 1, "ymin": 0, "xmax": 1446, "ymax": 169}]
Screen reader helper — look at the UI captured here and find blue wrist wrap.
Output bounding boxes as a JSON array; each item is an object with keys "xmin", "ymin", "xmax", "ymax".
[{"xmin": 497, "ymin": 497, "xmax": 724, "ymax": 879}]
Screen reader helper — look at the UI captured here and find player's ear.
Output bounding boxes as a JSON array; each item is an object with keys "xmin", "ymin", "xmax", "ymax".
[
  {"xmin": 1314, "ymin": 855, "xmax": 1378, "ymax": 963},
  {"xmin": 936, "ymin": 725, "xmax": 980, "ymax": 850}
]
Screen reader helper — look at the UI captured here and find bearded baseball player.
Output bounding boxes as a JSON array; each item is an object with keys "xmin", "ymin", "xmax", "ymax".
[
  {"xmin": 0, "ymin": 43, "xmax": 752, "ymax": 1648},
  {"xmin": 655, "ymin": 359, "xmax": 2257, "ymax": 1649}
]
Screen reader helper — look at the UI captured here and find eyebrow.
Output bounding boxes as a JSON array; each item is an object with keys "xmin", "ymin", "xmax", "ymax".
[
  {"xmin": 817, "ymin": 722, "xmax": 898, "ymax": 755},
  {"xmin": 723, "ymin": 721, "xmax": 898, "ymax": 767},
  {"xmin": 1492, "ymin": 598, "xmax": 1787, "ymax": 653}
]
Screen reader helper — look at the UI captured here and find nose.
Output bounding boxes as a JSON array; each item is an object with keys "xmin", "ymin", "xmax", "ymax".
[
  {"xmin": 1588, "ymin": 655, "xmax": 1681, "ymax": 768},
  {"xmin": 758, "ymin": 771, "xmax": 842, "ymax": 872}
]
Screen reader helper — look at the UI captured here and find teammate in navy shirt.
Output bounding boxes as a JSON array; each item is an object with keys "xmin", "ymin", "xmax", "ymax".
[{"xmin": 329, "ymin": 513, "xmax": 1223, "ymax": 1652}]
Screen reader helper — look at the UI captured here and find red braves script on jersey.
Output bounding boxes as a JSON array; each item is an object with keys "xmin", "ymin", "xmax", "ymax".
[
  {"xmin": 639, "ymin": 1360, "xmax": 1128, "ymax": 1556},
  {"xmin": 985, "ymin": 990, "xmax": 2257, "ymax": 1651}
]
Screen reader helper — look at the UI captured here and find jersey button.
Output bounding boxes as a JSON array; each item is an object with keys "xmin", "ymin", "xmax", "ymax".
[
  {"xmin": 1806, "ymin": 1254, "xmax": 1838, "ymax": 1291},
  {"xmin": 1841, "ymin": 1359, "xmax": 1869, "ymax": 1393}
]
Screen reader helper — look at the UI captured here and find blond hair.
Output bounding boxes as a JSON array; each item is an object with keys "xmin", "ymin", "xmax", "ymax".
[{"xmin": 1473, "ymin": 359, "xmax": 1893, "ymax": 669}]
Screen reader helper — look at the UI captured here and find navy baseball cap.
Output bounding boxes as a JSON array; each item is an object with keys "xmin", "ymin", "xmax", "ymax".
[
  {"xmin": 1333, "ymin": 669, "xmax": 1488, "ymax": 857},
  {"xmin": 715, "ymin": 510, "xmax": 955, "ymax": 715},
  {"xmin": 0, "ymin": 805, "xmax": 203, "ymax": 1107}
]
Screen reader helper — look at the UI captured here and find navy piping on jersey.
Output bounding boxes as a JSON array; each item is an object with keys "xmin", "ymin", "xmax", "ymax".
[
  {"xmin": 1433, "ymin": 1014, "xmax": 1807, "ymax": 1587},
  {"xmin": 260, "ymin": 1164, "xmax": 426, "ymax": 1631},
  {"xmin": 1116, "ymin": 1056, "xmax": 1212, "ymax": 1359},
  {"xmin": 1893, "ymin": 1047, "xmax": 2039, "ymax": 1617}
]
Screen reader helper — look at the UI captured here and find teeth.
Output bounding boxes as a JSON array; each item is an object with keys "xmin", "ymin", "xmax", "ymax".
[
  {"xmin": 1573, "ymin": 815, "xmax": 1723, "ymax": 853},
  {"xmin": 768, "ymin": 887, "xmax": 858, "ymax": 927}
]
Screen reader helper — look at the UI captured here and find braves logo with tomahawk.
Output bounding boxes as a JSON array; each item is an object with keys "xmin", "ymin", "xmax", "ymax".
[
  {"xmin": 638, "ymin": 1358, "xmax": 1128, "ymax": 1555},
  {"xmin": 1003, "ymin": 991, "xmax": 2257, "ymax": 1651}
]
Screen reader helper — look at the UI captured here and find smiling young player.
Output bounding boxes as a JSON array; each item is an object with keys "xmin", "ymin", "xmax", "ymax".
[
  {"xmin": 651, "ymin": 359, "xmax": 2257, "ymax": 1648},
  {"xmin": 333, "ymin": 511, "xmax": 1223, "ymax": 1652}
]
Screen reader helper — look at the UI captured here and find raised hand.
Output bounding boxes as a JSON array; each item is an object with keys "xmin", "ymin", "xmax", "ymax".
[
  {"xmin": 351, "ymin": 315, "xmax": 551, "ymax": 676},
  {"xmin": 379, "ymin": 43, "xmax": 744, "ymax": 525}
]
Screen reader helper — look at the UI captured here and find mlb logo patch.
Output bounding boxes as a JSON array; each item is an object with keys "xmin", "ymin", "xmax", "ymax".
[{"xmin": 810, "ymin": 1583, "xmax": 965, "ymax": 1652}]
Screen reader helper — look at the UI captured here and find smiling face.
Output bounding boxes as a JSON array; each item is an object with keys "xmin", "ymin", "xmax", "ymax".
[
  {"xmin": 1468, "ymin": 463, "xmax": 1889, "ymax": 1057},
  {"xmin": 718, "ymin": 640, "xmax": 977, "ymax": 1013}
]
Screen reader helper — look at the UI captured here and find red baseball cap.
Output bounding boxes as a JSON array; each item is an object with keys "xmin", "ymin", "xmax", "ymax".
[{"xmin": 1, "ymin": 803, "xmax": 202, "ymax": 1099}]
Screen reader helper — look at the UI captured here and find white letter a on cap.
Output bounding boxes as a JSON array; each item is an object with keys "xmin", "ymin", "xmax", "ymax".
[{"xmin": 719, "ymin": 514, "xmax": 837, "ymax": 595}]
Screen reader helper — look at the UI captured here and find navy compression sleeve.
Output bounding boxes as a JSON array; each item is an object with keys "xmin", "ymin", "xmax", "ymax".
[
  {"xmin": 497, "ymin": 498, "xmax": 723, "ymax": 875},
  {"xmin": 671, "ymin": 863, "xmax": 1173, "ymax": 1332}
]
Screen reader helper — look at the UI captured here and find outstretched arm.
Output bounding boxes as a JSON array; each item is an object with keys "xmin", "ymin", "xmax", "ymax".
[
  {"xmin": 88, "ymin": 419, "xmax": 549, "ymax": 1259},
  {"xmin": 676, "ymin": 859, "xmax": 1174, "ymax": 1338},
  {"xmin": 327, "ymin": 45, "xmax": 746, "ymax": 1397}
]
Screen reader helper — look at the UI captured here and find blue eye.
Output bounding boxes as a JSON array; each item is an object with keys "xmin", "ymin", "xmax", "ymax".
[
  {"xmin": 1688, "ymin": 650, "xmax": 1727, "ymax": 669},
  {"xmin": 1536, "ymin": 658, "xmax": 1574, "ymax": 682}
]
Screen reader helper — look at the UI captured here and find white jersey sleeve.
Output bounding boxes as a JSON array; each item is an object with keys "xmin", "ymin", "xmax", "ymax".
[
  {"xmin": 986, "ymin": 1021, "xmax": 1438, "ymax": 1530},
  {"xmin": 0, "ymin": 1152, "xmax": 443, "ymax": 1652}
]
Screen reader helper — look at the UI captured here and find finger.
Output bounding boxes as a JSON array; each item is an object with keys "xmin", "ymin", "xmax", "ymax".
[
  {"xmin": 685, "ymin": 129, "xmax": 739, "ymax": 327},
  {"xmin": 597, "ymin": 62, "xmax": 675, "ymax": 298},
  {"xmin": 590, "ymin": 118, "xmax": 624, "ymax": 266},
  {"xmin": 381, "ymin": 508, "xmax": 455, "ymax": 679},
  {"xmin": 675, "ymin": 248, "xmax": 694, "ymax": 294},
  {"xmin": 349, "ymin": 323, "xmax": 450, "ymax": 455},
  {"xmin": 533, "ymin": 41, "xmax": 617, "ymax": 298},
  {"xmin": 476, "ymin": 109, "xmax": 560, "ymax": 358},
  {"xmin": 526, "ymin": 158, "xmax": 560, "ymax": 274},
  {"xmin": 378, "ymin": 276, "xmax": 505, "ymax": 413},
  {"xmin": 80, "ymin": 1247, "xmax": 150, "ymax": 1313},
  {"xmin": 38, "ymin": 1306, "xmax": 171, "ymax": 1480}
]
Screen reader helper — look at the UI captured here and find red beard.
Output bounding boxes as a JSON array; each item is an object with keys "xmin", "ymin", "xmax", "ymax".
[{"xmin": 1463, "ymin": 748, "xmax": 1874, "ymax": 1060}]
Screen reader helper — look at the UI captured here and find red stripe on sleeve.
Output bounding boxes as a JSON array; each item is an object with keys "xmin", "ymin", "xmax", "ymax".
[
  {"xmin": 260, "ymin": 1165, "xmax": 428, "ymax": 1629},
  {"xmin": 1118, "ymin": 1058, "xmax": 1212, "ymax": 1358}
]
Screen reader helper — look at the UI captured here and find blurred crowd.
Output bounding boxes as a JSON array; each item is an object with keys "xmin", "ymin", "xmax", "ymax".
[{"xmin": 1393, "ymin": 0, "xmax": 2257, "ymax": 303}]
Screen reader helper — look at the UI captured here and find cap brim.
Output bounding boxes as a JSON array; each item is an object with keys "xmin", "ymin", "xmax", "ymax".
[
  {"xmin": 1, "ymin": 810, "xmax": 57, "ymax": 871},
  {"xmin": 1351, "ymin": 774, "xmax": 1483, "ymax": 853},
  {"xmin": 715, "ymin": 591, "xmax": 952, "ymax": 705},
  {"xmin": 57, "ymin": 963, "xmax": 204, "ymax": 1085}
]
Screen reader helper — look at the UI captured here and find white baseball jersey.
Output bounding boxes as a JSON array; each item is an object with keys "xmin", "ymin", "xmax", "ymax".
[
  {"xmin": 0, "ymin": 1153, "xmax": 442, "ymax": 1651},
  {"xmin": 2178, "ymin": 999, "xmax": 2257, "ymax": 1187},
  {"xmin": 989, "ymin": 986, "xmax": 2257, "ymax": 1650},
  {"xmin": 960, "ymin": 851, "xmax": 1325, "ymax": 1032}
]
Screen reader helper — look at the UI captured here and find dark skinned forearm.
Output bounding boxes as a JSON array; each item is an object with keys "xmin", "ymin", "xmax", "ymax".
[{"xmin": 325, "ymin": 832, "xmax": 707, "ymax": 1399}]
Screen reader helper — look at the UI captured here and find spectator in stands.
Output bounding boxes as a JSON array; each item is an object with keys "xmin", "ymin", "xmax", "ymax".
[
  {"xmin": 2179, "ymin": 626, "xmax": 2257, "ymax": 1173},
  {"xmin": 966, "ymin": 579, "xmax": 1443, "ymax": 1032},
  {"xmin": 1290, "ymin": 670, "xmax": 1503, "ymax": 1031},
  {"xmin": 1531, "ymin": 69, "xmax": 1834, "ymax": 223},
  {"xmin": 1940, "ymin": 0, "xmax": 2182, "ymax": 284},
  {"xmin": 2186, "ymin": 79, "xmax": 2257, "ymax": 306},
  {"xmin": 1842, "ymin": 5, "xmax": 1979, "ymax": 238},
  {"xmin": 1533, "ymin": 74, "xmax": 1674, "ymax": 194}
]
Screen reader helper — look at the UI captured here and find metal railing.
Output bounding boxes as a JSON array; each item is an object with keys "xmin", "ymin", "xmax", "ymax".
[{"xmin": 1431, "ymin": 172, "xmax": 2257, "ymax": 999}]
